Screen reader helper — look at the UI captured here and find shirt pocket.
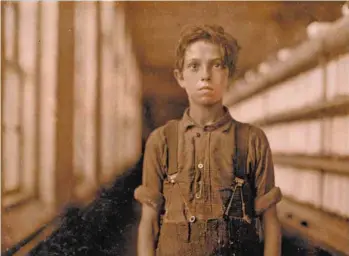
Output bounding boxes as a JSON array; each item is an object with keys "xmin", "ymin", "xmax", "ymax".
[{"xmin": 212, "ymin": 147, "xmax": 235, "ymax": 188}]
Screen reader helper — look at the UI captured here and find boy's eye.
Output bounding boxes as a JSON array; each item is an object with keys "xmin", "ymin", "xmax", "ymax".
[
  {"xmin": 188, "ymin": 63, "xmax": 199, "ymax": 70},
  {"xmin": 214, "ymin": 62, "xmax": 223, "ymax": 68}
]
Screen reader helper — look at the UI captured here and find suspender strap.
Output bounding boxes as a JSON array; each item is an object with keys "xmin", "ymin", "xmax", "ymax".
[
  {"xmin": 234, "ymin": 122, "xmax": 250, "ymax": 179},
  {"xmin": 164, "ymin": 120, "xmax": 178, "ymax": 175}
]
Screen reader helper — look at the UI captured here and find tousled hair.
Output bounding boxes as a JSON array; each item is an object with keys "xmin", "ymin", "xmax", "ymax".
[{"xmin": 175, "ymin": 24, "xmax": 240, "ymax": 77}]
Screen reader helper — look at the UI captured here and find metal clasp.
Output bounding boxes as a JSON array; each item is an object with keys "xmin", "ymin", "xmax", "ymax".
[
  {"xmin": 168, "ymin": 173, "xmax": 177, "ymax": 184},
  {"xmin": 234, "ymin": 177, "xmax": 245, "ymax": 186}
]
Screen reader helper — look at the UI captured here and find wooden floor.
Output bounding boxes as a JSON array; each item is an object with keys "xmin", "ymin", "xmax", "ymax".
[
  {"xmin": 2, "ymin": 222, "xmax": 58, "ymax": 256},
  {"xmin": 278, "ymin": 197, "xmax": 349, "ymax": 256}
]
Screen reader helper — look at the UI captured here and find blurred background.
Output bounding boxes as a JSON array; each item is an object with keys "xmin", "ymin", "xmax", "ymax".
[{"xmin": 1, "ymin": 1, "xmax": 349, "ymax": 255}]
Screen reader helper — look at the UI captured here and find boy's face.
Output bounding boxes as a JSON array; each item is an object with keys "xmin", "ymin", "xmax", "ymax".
[{"xmin": 174, "ymin": 40, "xmax": 230, "ymax": 107}]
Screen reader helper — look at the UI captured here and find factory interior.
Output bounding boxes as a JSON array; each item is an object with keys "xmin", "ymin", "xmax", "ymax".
[{"xmin": 1, "ymin": 1, "xmax": 349, "ymax": 255}]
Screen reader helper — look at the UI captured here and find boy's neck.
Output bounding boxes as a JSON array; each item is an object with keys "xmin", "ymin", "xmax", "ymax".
[{"xmin": 188, "ymin": 102, "xmax": 226, "ymax": 127}]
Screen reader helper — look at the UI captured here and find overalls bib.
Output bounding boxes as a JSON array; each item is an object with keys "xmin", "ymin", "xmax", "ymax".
[{"xmin": 156, "ymin": 120, "xmax": 262, "ymax": 256}]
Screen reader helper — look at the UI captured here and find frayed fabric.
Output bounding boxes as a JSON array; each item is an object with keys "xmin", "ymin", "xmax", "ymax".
[
  {"xmin": 254, "ymin": 187, "xmax": 282, "ymax": 215},
  {"xmin": 134, "ymin": 185, "xmax": 165, "ymax": 212}
]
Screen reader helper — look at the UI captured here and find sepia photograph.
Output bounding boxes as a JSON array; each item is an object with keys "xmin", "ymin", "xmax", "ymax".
[{"xmin": 1, "ymin": 1, "xmax": 349, "ymax": 256}]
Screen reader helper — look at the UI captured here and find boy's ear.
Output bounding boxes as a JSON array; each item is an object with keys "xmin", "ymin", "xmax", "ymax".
[{"xmin": 173, "ymin": 69, "xmax": 185, "ymax": 89}]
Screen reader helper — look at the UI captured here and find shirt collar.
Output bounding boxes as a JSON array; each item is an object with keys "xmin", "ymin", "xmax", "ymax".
[{"xmin": 181, "ymin": 105, "xmax": 234, "ymax": 132}]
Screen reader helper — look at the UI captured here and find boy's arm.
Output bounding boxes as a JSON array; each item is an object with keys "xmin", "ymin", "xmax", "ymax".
[
  {"xmin": 262, "ymin": 205, "xmax": 281, "ymax": 256},
  {"xmin": 134, "ymin": 129, "xmax": 165, "ymax": 256},
  {"xmin": 251, "ymin": 127, "xmax": 282, "ymax": 256},
  {"xmin": 138, "ymin": 204, "xmax": 159, "ymax": 256}
]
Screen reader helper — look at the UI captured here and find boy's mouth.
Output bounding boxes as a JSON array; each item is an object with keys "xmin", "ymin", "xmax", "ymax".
[{"xmin": 199, "ymin": 85, "xmax": 213, "ymax": 91}]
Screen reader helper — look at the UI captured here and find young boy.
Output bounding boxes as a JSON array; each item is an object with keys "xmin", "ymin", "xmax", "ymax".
[{"xmin": 134, "ymin": 25, "xmax": 282, "ymax": 256}]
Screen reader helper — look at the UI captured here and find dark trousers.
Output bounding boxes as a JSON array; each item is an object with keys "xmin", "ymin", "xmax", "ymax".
[{"xmin": 156, "ymin": 219, "xmax": 262, "ymax": 256}]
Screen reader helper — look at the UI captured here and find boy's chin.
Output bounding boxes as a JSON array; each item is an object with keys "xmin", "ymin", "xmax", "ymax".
[{"xmin": 193, "ymin": 97, "xmax": 221, "ymax": 107}]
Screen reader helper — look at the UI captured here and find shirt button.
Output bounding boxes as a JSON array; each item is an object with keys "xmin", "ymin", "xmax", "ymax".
[
  {"xmin": 198, "ymin": 163, "xmax": 204, "ymax": 169},
  {"xmin": 196, "ymin": 133, "xmax": 201, "ymax": 137}
]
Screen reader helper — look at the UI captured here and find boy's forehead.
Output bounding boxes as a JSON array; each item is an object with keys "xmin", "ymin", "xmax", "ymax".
[{"xmin": 184, "ymin": 40, "xmax": 224, "ymax": 61}]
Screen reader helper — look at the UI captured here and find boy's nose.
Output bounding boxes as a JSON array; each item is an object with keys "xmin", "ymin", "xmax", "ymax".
[{"xmin": 201, "ymin": 67, "xmax": 211, "ymax": 81}]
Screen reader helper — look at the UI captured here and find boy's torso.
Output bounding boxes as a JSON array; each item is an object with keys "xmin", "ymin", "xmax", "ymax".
[
  {"xmin": 160, "ymin": 108, "xmax": 255, "ymax": 223},
  {"xmin": 154, "ymin": 108, "xmax": 263, "ymax": 255}
]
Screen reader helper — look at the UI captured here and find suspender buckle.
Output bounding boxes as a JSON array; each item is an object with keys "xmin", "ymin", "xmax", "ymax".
[{"xmin": 234, "ymin": 177, "xmax": 245, "ymax": 186}]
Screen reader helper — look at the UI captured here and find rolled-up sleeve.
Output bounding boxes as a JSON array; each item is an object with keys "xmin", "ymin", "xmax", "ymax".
[
  {"xmin": 249, "ymin": 127, "xmax": 282, "ymax": 215},
  {"xmin": 134, "ymin": 128, "xmax": 166, "ymax": 212}
]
